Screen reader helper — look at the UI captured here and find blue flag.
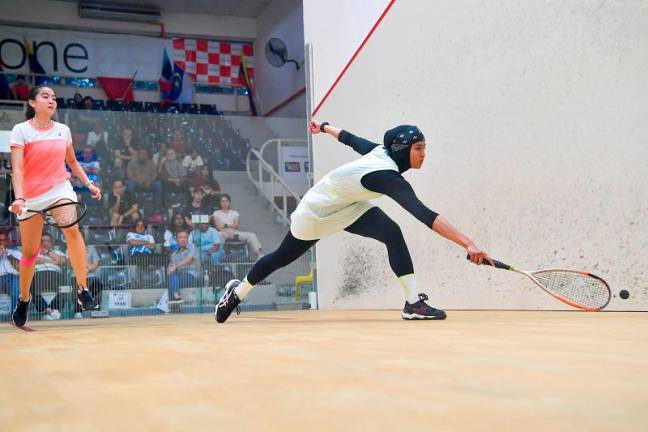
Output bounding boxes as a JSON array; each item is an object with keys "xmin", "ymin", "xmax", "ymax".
[{"xmin": 0, "ymin": 63, "xmax": 10, "ymax": 99}]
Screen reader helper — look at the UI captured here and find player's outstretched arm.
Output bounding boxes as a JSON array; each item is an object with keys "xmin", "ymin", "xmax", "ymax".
[
  {"xmin": 309, "ymin": 119, "xmax": 341, "ymax": 139},
  {"xmin": 308, "ymin": 120, "xmax": 378, "ymax": 155},
  {"xmin": 432, "ymin": 216, "xmax": 494, "ymax": 266}
]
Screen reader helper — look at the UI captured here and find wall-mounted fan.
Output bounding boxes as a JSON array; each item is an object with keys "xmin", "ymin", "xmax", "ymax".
[{"xmin": 265, "ymin": 37, "xmax": 302, "ymax": 70}]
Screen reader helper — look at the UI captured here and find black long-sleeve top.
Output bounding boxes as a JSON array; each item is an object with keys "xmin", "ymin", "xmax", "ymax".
[{"xmin": 337, "ymin": 129, "xmax": 439, "ymax": 227}]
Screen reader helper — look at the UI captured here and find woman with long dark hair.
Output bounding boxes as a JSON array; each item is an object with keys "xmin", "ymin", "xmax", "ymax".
[{"xmin": 9, "ymin": 85, "xmax": 102, "ymax": 327}]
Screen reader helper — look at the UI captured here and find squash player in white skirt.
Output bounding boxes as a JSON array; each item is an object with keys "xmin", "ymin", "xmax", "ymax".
[
  {"xmin": 9, "ymin": 85, "xmax": 102, "ymax": 327},
  {"xmin": 216, "ymin": 120, "xmax": 493, "ymax": 323}
]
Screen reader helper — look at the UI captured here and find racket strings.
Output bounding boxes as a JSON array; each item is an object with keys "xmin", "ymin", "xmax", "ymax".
[
  {"xmin": 533, "ymin": 271, "xmax": 610, "ymax": 310},
  {"xmin": 46, "ymin": 201, "xmax": 84, "ymax": 227}
]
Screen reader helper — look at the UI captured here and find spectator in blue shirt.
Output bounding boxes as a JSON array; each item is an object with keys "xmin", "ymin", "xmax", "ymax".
[{"xmin": 189, "ymin": 222, "xmax": 225, "ymax": 266}]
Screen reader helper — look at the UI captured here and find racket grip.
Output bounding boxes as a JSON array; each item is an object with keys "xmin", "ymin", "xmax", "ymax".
[{"xmin": 465, "ymin": 254, "xmax": 511, "ymax": 270}]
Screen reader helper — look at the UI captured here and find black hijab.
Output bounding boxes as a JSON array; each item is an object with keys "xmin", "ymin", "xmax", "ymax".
[{"xmin": 383, "ymin": 125, "xmax": 425, "ymax": 173}]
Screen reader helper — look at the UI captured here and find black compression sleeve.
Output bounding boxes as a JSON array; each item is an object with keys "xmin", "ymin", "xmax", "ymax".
[
  {"xmin": 338, "ymin": 130, "xmax": 380, "ymax": 155},
  {"xmin": 361, "ymin": 170, "xmax": 439, "ymax": 227}
]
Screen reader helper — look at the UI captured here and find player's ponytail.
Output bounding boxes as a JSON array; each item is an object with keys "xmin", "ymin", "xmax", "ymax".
[{"xmin": 25, "ymin": 85, "xmax": 48, "ymax": 120}]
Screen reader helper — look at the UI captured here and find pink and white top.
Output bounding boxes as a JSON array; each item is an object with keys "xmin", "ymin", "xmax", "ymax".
[{"xmin": 10, "ymin": 120, "xmax": 72, "ymax": 198}]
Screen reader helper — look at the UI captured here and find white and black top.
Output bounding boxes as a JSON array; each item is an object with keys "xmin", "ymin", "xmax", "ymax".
[{"xmin": 290, "ymin": 130, "xmax": 438, "ymax": 240}]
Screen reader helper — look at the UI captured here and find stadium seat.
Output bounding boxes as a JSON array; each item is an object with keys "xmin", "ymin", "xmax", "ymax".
[
  {"xmin": 181, "ymin": 103, "xmax": 199, "ymax": 114},
  {"xmin": 166, "ymin": 192, "xmax": 190, "ymax": 211},
  {"xmin": 129, "ymin": 101, "xmax": 144, "ymax": 112},
  {"xmin": 135, "ymin": 191, "xmax": 158, "ymax": 210},
  {"xmin": 199, "ymin": 104, "xmax": 219, "ymax": 115},
  {"xmin": 93, "ymin": 99, "xmax": 106, "ymax": 110},
  {"xmin": 223, "ymin": 241, "xmax": 249, "ymax": 262},
  {"xmin": 107, "ymin": 100, "xmax": 126, "ymax": 111},
  {"xmin": 145, "ymin": 102, "xmax": 161, "ymax": 113}
]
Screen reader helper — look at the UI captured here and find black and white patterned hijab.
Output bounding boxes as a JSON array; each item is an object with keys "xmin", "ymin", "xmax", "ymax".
[{"xmin": 383, "ymin": 125, "xmax": 425, "ymax": 173}]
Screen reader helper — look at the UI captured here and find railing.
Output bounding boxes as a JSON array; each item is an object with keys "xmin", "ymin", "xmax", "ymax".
[
  {"xmin": 246, "ymin": 138, "xmax": 307, "ymax": 225},
  {"xmin": 0, "ymin": 240, "xmax": 313, "ymax": 322},
  {"xmin": 0, "ymin": 71, "xmax": 250, "ymax": 114}
]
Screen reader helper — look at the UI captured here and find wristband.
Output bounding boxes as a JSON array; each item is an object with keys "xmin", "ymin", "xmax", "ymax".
[
  {"xmin": 85, "ymin": 180, "xmax": 95, "ymax": 187},
  {"xmin": 14, "ymin": 198, "xmax": 25, "ymax": 202},
  {"xmin": 319, "ymin": 122, "xmax": 330, "ymax": 133}
]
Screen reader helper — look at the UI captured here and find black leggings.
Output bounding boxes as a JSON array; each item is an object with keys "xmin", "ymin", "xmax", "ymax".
[{"xmin": 247, "ymin": 207, "xmax": 413, "ymax": 285}]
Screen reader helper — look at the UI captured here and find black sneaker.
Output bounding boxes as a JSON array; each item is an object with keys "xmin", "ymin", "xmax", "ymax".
[
  {"xmin": 215, "ymin": 279, "xmax": 242, "ymax": 323},
  {"xmin": 77, "ymin": 287, "xmax": 96, "ymax": 311},
  {"xmin": 12, "ymin": 296, "xmax": 31, "ymax": 328},
  {"xmin": 402, "ymin": 294, "xmax": 446, "ymax": 320}
]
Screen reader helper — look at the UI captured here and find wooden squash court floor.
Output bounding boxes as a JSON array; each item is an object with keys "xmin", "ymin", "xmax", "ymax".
[{"xmin": 1, "ymin": 310, "xmax": 646, "ymax": 431}]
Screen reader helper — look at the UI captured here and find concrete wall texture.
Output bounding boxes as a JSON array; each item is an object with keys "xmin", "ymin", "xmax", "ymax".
[{"xmin": 303, "ymin": 1, "xmax": 648, "ymax": 311}]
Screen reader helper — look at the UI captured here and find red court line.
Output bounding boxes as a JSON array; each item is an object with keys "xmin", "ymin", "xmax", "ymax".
[{"xmin": 311, "ymin": 0, "xmax": 397, "ymax": 117}]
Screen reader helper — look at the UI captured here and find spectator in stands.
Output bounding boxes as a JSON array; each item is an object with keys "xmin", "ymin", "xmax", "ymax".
[
  {"xmin": 78, "ymin": 96, "xmax": 98, "ymax": 132},
  {"xmin": 127, "ymin": 219, "xmax": 157, "ymax": 263},
  {"xmin": 166, "ymin": 230, "xmax": 198, "ymax": 304},
  {"xmin": 73, "ymin": 231, "xmax": 103, "ymax": 317},
  {"xmin": 87, "ymin": 121, "xmax": 109, "ymax": 149},
  {"xmin": 169, "ymin": 128, "xmax": 190, "ymax": 156},
  {"xmin": 71, "ymin": 147, "xmax": 100, "ymax": 192},
  {"xmin": 127, "ymin": 220, "xmax": 156, "ymax": 256},
  {"xmin": 159, "ymin": 148, "xmax": 188, "ymax": 192},
  {"xmin": 69, "ymin": 120, "xmax": 88, "ymax": 153},
  {"xmin": 78, "ymin": 147, "xmax": 100, "ymax": 174},
  {"xmin": 190, "ymin": 166, "xmax": 221, "ymax": 208},
  {"xmin": 152, "ymin": 141, "xmax": 168, "ymax": 168},
  {"xmin": 181, "ymin": 189, "xmax": 210, "ymax": 228},
  {"xmin": 10, "ymin": 75, "xmax": 29, "ymax": 101},
  {"xmin": 34, "ymin": 233, "xmax": 65, "ymax": 320},
  {"xmin": 126, "ymin": 148, "xmax": 162, "ymax": 198},
  {"xmin": 190, "ymin": 221, "xmax": 225, "ymax": 266},
  {"xmin": 108, "ymin": 179, "xmax": 140, "ymax": 226},
  {"xmin": 163, "ymin": 213, "xmax": 191, "ymax": 254},
  {"xmin": 0, "ymin": 231, "xmax": 20, "ymax": 316},
  {"xmin": 71, "ymin": 92, "xmax": 84, "ymax": 109},
  {"xmin": 83, "ymin": 95, "xmax": 94, "ymax": 110},
  {"xmin": 212, "ymin": 194, "xmax": 263, "ymax": 259},
  {"xmin": 182, "ymin": 149, "xmax": 204, "ymax": 177},
  {"xmin": 113, "ymin": 127, "xmax": 139, "ymax": 170}
]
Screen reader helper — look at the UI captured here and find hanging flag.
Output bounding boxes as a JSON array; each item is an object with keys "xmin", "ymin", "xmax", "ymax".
[
  {"xmin": 23, "ymin": 36, "xmax": 47, "ymax": 85},
  {"xmin": 0, "ymin": 63, "xmax": 10, "ymax": 99},
  {"xmin": 239, "ymin": 50, "xmax": 257, "ymax": 116},
  {"xmin": 159, "ymin": 49, "xmax": 174, "ymax": 105},
  {"xmin": 171, "ymin": 38, "xmax": 255, "ymax": 84},
  {"xmin": 159, "ymin": 61, "xmax": 193, "ymax": 105},
  {"xmin": 97, "ymin": 76, "xmax": 135, "ymax": 102}
]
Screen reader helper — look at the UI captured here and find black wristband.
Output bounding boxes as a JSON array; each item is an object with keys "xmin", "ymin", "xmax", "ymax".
[
  {"xmin": 320, "ymin": 122, "xmax": 330, "ymax": 133},
  {"xmin": 14, "ymin": 198, "xmax": 25, "ymax": 202}
]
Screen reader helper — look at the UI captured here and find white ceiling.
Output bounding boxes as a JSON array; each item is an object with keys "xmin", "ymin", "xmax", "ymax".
[{"xmin": 57, "ymin": 0, "xmax": 273, "ymax": 17}]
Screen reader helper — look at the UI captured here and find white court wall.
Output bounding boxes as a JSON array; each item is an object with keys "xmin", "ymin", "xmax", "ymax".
[{"xmin": 304, "ymin": 1, "xmax": 648, "ymax": 311}]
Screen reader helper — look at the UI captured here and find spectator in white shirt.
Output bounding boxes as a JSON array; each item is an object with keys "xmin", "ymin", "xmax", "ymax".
[
  {"xmin": 182, "ymin": 149, "xmax": 204, "ymax": 177},
  {"xmin": 211, "ymin": 194, "xmax": 263, "ymax": 259},
  {"xmin": 0, "ymin": 232, "xmax": 20, "ymax": 314},
  {"xmin": 86, "ymin": 121, "xmax": 109, "ymax": 149},
  {"xmin": 34, "ymin": 233, "xmax": 66, "ymax": 320}
]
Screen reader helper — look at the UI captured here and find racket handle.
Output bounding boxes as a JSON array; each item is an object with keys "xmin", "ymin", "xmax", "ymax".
[{"xmin": 466, "ymin": 254, "xmax": 511, "ymax": 270}]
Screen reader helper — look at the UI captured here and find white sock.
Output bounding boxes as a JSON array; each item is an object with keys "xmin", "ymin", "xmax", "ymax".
[
  {"xmin": 234, "ymin": 277, "xmax": 255, "ymax": 300},
  {"xmin": 399, "ymin": 274, "xmax": 421, "ymax": 304}
]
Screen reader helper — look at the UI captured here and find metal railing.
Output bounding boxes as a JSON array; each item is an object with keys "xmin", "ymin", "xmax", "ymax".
[
  {"xmin": 0, "ymin": 241, "xmax": 313, "ymax": 322},
  {"xmin": 246, "ymin": 138, "xmax": 307, "ymax": 225}
]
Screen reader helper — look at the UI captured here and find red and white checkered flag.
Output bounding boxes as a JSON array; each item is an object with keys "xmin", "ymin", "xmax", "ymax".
[{"xmin": 172, "ymin": 39, "xmax": 254, "ymax": 85}]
